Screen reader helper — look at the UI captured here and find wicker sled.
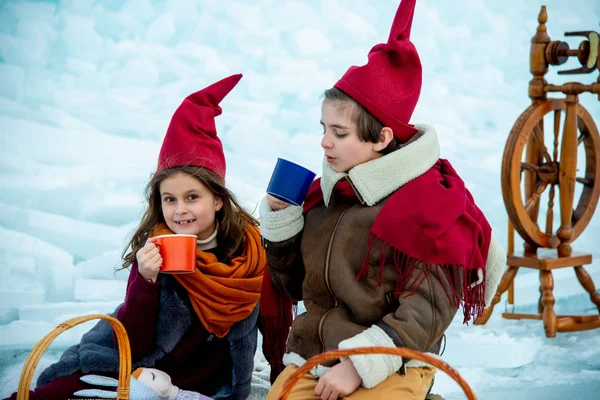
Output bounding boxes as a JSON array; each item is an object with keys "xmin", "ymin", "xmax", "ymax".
[
  {"xmin": 278, "ymin": 346, "xmax": 476, "ymax": 400},
  {"xmin": 16, "ymin": 314, "xmax": 132, "ymax": 400}
]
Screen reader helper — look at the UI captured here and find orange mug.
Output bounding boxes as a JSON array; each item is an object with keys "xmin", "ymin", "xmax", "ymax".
[{"xmin": 153, "ymin": 234, "xmax": 197, "ymax": 274}]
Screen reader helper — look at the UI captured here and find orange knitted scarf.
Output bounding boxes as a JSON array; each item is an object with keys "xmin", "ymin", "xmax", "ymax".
[{"xmin": 151, "ymin": 223, "xmax": 266, "ymax": 338}]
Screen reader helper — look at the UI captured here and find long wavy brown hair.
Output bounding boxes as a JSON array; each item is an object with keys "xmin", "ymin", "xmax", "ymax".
[{"xmin": 120, "ymin": 166, "xmax": 258, "ymax": 269}]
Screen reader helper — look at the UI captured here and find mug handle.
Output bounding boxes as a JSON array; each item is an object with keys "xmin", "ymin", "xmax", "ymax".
[{"xmin": 148, "ymin": 238, "xmax": 165, "ymax": 273}]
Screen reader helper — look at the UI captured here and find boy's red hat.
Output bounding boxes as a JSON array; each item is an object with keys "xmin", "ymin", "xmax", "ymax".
[
  {"xmin": 157, "ymin": 74, "xmax": 242, "ymax": 181},
  {"xmin": 334, "ymin": 0, "xmax": 421, "ymax": 142}
]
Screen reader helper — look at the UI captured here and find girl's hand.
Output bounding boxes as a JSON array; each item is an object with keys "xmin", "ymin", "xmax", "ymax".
[
  {"xmin": 267, "ymin": 194, "xmax": 291, "ymax": 211},
  {"xmin": 314, "ymin": 358, "xmax": 361, "ymax": 400},
  {"xmin": 136, "ymin": 239, "xmax": 162, "ymax": 283}
]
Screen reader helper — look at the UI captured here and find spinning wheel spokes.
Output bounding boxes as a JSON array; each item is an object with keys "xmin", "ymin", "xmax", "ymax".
[{"xmin": 503, "ymin": 99, "xmax": 600, "ymax": 250}]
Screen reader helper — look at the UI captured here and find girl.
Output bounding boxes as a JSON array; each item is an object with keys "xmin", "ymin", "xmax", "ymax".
[
  {"xmin": 259, "ymin": 1, "xmax": 505, "ymax": 399},
  {"xmin": 8, "ymin": 74, "xmax": 265, "ymax": 400}
]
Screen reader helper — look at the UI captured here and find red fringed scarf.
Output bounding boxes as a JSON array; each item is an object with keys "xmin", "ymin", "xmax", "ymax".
[
  {"xmin": 259, "ymin": 158, "xmax": 492, "ymax": 382},
  {"xmin": 307, "ymin": 159, "xmax": 492, "ymax": 322},
  {"xmin": 259, "ymin": 267, "xmax": 295, "ymax": 384}
]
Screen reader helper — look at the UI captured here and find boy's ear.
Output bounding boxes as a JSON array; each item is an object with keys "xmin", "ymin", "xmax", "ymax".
[{"xmin": 373, "ymin": 127, "xmax": 394, "ymax": 152}]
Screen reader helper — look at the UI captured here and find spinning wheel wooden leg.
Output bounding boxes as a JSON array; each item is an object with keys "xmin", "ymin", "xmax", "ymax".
[
  {"xmin": 540, "ymin": 270, "xmax": 557, "ymax": 337},
  {"xmin": 475, "ymin": 266, "xmax": 519, "ymax": 325},
  {"xmin": 538, "ymin": 284, "xmax": 544, "ymax": 314},
  {"xmin": 574, "ymin": 266, "xmax": 600, "ymax": 312}
]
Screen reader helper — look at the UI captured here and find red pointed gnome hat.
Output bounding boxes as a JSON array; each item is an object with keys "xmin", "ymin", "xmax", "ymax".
[
  {"xmin": 334, "ymin": 0, "xmax": 421, "ymax": 142},
  {"xmin": 156, "ymin": 74, "xmax": 242, "ymax": 181}
]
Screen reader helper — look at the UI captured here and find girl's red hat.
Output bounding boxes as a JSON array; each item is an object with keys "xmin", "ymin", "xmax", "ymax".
[{"xmin": 157, "ymin": 74, "xmax": 242, "ymax": 181}]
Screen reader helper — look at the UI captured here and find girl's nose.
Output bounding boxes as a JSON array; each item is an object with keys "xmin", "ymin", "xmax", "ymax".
[{"xmin": 175, "ymin": 205, "xmax": 188, "ymax": 215}]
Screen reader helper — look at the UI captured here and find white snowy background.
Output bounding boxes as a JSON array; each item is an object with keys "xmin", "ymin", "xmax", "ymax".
[{"xmin": 1, "ymin": 0, "xmax": 599, "ymax": 399}]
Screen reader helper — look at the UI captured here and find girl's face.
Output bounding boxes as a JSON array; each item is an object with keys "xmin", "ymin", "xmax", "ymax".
[
  {"xmin": 159, "ymin": 172, "xmax": 222, "ymax": 240},
  {"xmin": 320, "ymin": 100, "xmax": 383, "ymax": 173}
]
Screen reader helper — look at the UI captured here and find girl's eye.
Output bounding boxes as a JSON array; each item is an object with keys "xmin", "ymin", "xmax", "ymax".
[
  {"xmin": 188, "ymin": 194, "xmax": 198, "ymax": 200},
  {"xmin": 164, "ymin": 197, "xmax": 175, "ymax": 203}
]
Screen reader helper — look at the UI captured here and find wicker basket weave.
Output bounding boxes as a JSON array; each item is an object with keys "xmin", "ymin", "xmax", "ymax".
[
  {"xmin": 278, "ymin": 346, "xmax": 477, "ymax": 400},
  {"xmin": 16, "ymin": 314, "xmax": 132, "ymax": 400}
]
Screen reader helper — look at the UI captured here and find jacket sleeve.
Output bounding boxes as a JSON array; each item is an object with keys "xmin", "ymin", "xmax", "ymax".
[
  {"xmin": 263, "ymin": 233, "xmax": 305, "ymax": 301},
  {"xmin": 259, "ymin": 196, "xmax": 306, "ymax": 301},
  {"xmin": 113, "ymin": 261, "xmax": 161, "ymax": 361},
  {"xmin": 339, "ymin": 261, "xmax": 459, "ymax": 389},
  {"xmin": 339, "ymin": 234, "xmax": 507, "ymax": 389},
  {"xmin": 379, "ymin": 261, "xmax": 460, "ymax": 352},
  {"xmin": 377, "ymin": 235, "xmax": 507, "ymax": 351}
]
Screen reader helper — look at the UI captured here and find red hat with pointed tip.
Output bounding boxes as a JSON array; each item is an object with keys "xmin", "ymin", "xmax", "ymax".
[
  {"xmin": 157, "ymin": 74, "xmax": 242, "ymax": 181},
  {"xmin": 334, "ymin": 0, "xmax": 421, "ymax": 142}
]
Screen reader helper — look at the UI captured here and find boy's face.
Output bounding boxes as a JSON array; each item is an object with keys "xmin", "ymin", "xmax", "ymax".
[
  {"xmin": 159, "ymin": 172, "xmax": 222, "ymax": 240},
  {"xmin": 320, "ymin": 100, "xmax": 383, "ymax": 173}
]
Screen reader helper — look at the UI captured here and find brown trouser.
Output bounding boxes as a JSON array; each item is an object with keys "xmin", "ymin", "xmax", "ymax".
[{"xmin": 267, "ymin": 365, "xmax": 435, "ymax": 400}]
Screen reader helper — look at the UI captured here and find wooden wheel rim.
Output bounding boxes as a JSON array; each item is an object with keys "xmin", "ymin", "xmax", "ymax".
[{"xmin": 502, "ymin": 99, "xmax": 600, "ymax": 248}]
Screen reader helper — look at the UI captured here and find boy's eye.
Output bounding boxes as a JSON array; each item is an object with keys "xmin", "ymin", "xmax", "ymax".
[{"xmin": 322, "ymin": 129, "xmax": 347, "ymax": 138}]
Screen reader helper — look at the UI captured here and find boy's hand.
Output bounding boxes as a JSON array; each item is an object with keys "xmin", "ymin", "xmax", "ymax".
[
  {"xmin": 314, "ymin": 358, "xmax": 361, "ymax": 400},
  {"xmin": 267, "ymin": 194, "xmax": 291, "ymax": 211},
  {"xmin": 136, "ymin": 239, "xmax": 162, "ymax": 283}
]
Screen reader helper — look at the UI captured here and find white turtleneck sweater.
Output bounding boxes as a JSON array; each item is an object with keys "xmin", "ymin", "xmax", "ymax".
[{"xmin": 197, "ymin": 222, "xmax": 218, "ymax": 251}]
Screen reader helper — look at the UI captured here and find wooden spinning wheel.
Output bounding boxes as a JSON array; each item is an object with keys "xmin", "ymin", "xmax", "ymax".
[
  {"xmin": 503, "ymin": 99, "xmax": 600, "ymax": 251},
  {"xmin": 476, "ymin": 6, "xmax": 600, "ymax": 336}
]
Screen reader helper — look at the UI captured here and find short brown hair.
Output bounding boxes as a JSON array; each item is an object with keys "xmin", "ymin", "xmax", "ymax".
[{"xmin": 323, "ymin": 87, "xmax": 403, "ymax": 154}]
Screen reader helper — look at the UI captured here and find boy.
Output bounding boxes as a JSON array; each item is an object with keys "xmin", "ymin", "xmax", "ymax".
[{"xmin": 259, "ymin": 0, "xmax": 505, "ymax": 398}]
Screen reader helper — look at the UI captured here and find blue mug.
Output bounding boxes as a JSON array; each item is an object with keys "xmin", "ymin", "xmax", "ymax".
[{"xmin": 267, "ymin": 158, "xmax": 316, "ymax": 206}]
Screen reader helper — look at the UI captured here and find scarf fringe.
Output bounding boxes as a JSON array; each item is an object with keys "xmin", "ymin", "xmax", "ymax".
[
  {"xmin": 259, "ymin": 265, "xmax": 296, "ymax": 384},
  {"xmin": 358, "ymin": 232, "xmax": 486, "ymax": 324},
  {"xmin": 260, "ymin": 314, "xmax": 292, "ymax": 384}
]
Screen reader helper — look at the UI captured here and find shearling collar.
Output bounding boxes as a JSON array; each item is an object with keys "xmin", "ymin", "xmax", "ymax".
[{"xmin": 320, "ymin": 124, "xmax": 440, "ymax": 206}]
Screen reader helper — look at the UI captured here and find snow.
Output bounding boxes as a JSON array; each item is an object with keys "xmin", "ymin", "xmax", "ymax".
[{"xmin": 1, "ymin": 0, "xmax": 599, "ymax": 398}]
